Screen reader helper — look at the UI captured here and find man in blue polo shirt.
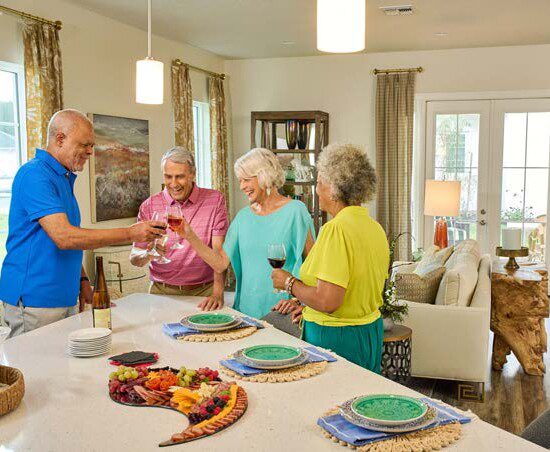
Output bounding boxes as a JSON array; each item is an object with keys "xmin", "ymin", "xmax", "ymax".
[{"xmin": 0, "ymin": 109, "xmax": 163, "ymax": 337}]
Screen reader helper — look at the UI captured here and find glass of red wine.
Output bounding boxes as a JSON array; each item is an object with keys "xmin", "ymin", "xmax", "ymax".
[
  {"xmin": 167, "ymin": 204, "xmax": 185, "ymax": 250},
  {"xmin": 268, "ymin": 244, "xmax": 286, "ymax": 293},
  {"xmin": 148, "ymin": 211, "xmax": 171, "ymax": 264}
]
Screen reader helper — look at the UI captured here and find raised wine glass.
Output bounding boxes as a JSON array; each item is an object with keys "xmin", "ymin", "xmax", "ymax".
[
  {"xmin": 167, "ymin": 204, "xmax": 185, "ymax": 250},
  {"xmin": 148, "ymin": 211, "xmax": 171, "ymax": 264},
  {"xmin": 268, "ymin": 243, "xmax": 286, "ymax": 293}
]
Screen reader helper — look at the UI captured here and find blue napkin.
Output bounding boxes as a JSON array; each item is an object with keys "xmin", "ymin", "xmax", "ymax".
[
  {"xmin": 220, "ymin": 346, "xmax": 337, "ymax": 376},
  {"xmin": 317, "ymin": 397, "xmax": 472, "ymax": 447},
  {"xmin": 163, "ymin": 316, "xmax": 264, "ymax": 339}
]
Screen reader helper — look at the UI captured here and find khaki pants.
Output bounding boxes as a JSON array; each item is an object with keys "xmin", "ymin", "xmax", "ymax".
[
  {"xmin": 3, "ymin": 300, "xmax": 78, "ymax": 338},
  {"xmin": 149, "ymin": 281, "xmax": 213, "ymax": 297}
]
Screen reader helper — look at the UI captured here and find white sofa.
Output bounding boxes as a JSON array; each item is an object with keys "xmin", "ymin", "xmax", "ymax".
[{"xmin": 396, "ymin": 254, "xmax": 491, "ymax": 384}]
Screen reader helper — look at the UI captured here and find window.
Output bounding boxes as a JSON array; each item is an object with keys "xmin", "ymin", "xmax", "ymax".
[
  {"xmin": 192, "ymin": 101, "xmax": 211, "ymax": 188},
  {"xmin": 0, "ymin": 62, "xmax": 26, "ymax": 266}
]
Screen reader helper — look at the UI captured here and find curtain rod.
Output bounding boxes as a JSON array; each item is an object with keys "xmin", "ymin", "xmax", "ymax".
[
  {"xmin": 172, "ymin": 59, "xmax": 225, "ymax": 80},
  {"xmin": 373, "ymin": 67, "xmax": 423, "ymax": 75},
  {"xmin": 0, "ymin": 4, "xmax": 62, "ymax": 29}
]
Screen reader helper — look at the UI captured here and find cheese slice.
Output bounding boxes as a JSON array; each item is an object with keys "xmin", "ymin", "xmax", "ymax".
[{"xmin": 193, "ymin": 384, "xmax": 238, "ymax": 429}]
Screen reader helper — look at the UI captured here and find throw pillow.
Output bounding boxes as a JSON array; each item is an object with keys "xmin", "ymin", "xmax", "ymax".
[
  {"xmin": 436, "ymin": 240, "xmax": 481, "ymax": 306},
  {"xmin": 414, "ymin": 246, "xmax": 454, "ymax": 276},
  {"xmin": 394, "ymin": 267, "xmax": 446, "ymax": 304}
]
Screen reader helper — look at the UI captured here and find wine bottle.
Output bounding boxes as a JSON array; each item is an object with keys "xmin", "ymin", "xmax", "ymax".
[{"xmin": 92, "ymin": 256, "xmax": 112, "ymax": 329}]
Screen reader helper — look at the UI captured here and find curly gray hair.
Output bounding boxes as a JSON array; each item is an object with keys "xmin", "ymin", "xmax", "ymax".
[
  {"xmin": 234, "ymin": 148, "xmax": 285, "ymax": 189},
  {"xmin": 317, "ymin": 143, "xmax": 377, "ymax": 205}
]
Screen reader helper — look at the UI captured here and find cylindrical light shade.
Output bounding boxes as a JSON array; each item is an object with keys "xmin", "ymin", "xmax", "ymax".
[
  {"xmin": 136, "ymin": 58, "xmax": 164, "ymax": 104},
  {"xmin": 317, "ymin": 0, "xmax": 365, "ymax": 53},
  {"xmin": 424, "ymin": 180, "xmax": 461, "ymax": 217}
]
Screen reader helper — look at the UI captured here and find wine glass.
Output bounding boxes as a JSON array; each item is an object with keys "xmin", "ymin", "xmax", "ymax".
[
  {"xmin": 167, "ymin": 204, "xmax": 185, "ymax": 250},
  {"xmin": 268, "ymin": 244, "xmax": 286, "ymax": 293},
  {"xmin": 148, "ymin": 211, "xmax": 171, "ymax": 264}
]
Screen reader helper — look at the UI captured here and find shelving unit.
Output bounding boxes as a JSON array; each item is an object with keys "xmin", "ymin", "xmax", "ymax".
[{"xmin": 251, "ymin": 111, "xmax": 329, "ymax": 232}]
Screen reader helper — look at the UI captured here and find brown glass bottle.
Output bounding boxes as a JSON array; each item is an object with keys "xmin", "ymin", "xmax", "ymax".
[{"xmin": 92, "ymin": 256, "xmax": 112, "ymax": 329}]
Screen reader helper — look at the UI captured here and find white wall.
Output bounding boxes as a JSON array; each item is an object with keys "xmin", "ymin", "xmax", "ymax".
[
  {"xmin": 0, "ymin": 0, "xmax": 224, "ymax": 231},
  {"xmin": 225, "ymin": 44, "xmax": 550, "ymax": 214}
]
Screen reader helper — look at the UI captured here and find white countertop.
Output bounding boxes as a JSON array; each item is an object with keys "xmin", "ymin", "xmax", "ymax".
[{"xmin": 0, "ymin": 294, "xmax": 542, "ymax": 451}]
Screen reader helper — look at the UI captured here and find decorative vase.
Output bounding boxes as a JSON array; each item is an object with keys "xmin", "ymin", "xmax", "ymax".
[
  {"xmin": 383, "ymin": 317, "xmax": 394, "ymax": 332},
  {"xmin": 260, "ymin": 121, "xmax": 270, "ymax": 148},
  {"xmin": 297, "ymin": 122, "xmax": 310, "ymax": 149},
  {"xmin": 285, "ymin": 120, "xmax": 298, "ymax": 149}
]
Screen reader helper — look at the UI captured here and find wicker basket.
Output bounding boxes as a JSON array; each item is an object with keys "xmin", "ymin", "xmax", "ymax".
[{"xmin": 0, "ymin": 365, "xmax": 25, "ymax": 416}]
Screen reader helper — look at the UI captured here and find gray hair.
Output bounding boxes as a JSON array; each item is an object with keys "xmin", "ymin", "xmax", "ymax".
[
  {"xmin": 234, "ymin": 148, "xmax": 285, "ymax": 189},
  {"xmin": 161, "ymin": 146, "xmax": 195, "ymax": 170},
  {"xmin": 317, "ymin": 143, "xmax": 377, "ymax": 205},
  {"xmin": 47, "ymin": 109, "xmax": 92, "ymax": 146}
]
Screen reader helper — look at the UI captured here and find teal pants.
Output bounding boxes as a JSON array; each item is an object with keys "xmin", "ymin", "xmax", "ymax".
[{"xmin": 303, "ymin": 318, "xmax": 383, "ymax": 373}]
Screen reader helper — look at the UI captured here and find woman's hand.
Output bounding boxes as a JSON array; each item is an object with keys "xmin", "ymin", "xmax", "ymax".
[
  {"xmin": 272, "ymin": 298, "xmax": 300, "ymax": 315},
  {"xmin": 290, "ymin": 305, "xmax": 303, "ymax": 324},
  {"xmin": 271, "ymin": 269, "xmax": 291, "ymax": 291}
]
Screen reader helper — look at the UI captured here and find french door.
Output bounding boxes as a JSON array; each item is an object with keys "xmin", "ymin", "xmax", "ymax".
[
  {"xmin": 423, "ymin": 98, "xmax": 550, "ymax": 266},
  {"xmin": 424, "ymin": 100, "xmax": 492, "ymax": 253}
]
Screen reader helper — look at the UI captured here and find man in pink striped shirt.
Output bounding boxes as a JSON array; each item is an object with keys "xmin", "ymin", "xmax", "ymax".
[{"xmin": 130, "ymin": 147, "xmax": 228, "ymax": 310}]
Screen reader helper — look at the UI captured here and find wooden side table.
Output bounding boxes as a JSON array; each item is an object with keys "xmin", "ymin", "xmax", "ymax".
[
  {"xmin": 382, "ymin": 325, "xmax": 412, "ymax": 381},
  {"xmin": 491, "ymin": 262, "xmax": 549, "ymax": 376}
]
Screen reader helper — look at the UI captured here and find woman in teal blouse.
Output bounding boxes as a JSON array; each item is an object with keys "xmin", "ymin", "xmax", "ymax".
[{"xmin": 177, "ymin": 148, "xmax": 314, "ymax": 319}]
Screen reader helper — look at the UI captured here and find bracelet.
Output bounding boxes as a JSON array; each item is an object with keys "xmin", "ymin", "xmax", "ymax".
[
  {"xmin": 284, "ymin": 275, "xmax": 293, "ymax": 291},
  {"xmin": 287, "ymin": 277, "xmax": 300, "ymax": 296},
  {"xmin": 80, "ymin": 276, "xmax": 89, "ymax": 283}
]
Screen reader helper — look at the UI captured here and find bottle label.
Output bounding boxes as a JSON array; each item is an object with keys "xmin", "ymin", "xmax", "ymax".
[{"xmin": 93, "ymin": 308, "xmax": 112, "ymax": 330}]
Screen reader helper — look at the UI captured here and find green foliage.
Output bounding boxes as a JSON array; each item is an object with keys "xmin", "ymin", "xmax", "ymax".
[{"xmin": 380, "ymin": 233, "xmax": 409, "ymax": 323}]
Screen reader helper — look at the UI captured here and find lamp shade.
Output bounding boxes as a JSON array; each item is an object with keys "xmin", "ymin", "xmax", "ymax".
[
  {"xmin": 317, "ymin": 0, "xmax": 365, "ymax": 53},
  {"xmin": 136, "ymin": 58, "xmax": 164, "ymax": 104},
  {"xmin": 424, "ymin": 180, "xmax": 461, "ymax": 217}
]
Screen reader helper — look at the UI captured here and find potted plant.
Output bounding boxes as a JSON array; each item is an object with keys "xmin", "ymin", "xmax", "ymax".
[{"xmin": 380, "ymin": 233, "xmax": 409, "ymax": 331}]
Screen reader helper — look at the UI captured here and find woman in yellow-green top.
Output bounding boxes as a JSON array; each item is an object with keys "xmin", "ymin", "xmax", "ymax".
[{"xmin": 271, "ymin": 143, "xmax": 389, "ymax": 372}]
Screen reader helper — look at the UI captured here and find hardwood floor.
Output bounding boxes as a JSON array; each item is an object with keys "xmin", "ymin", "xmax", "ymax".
[{"xmin": 405, "ymin": 320, "xmax": 550, "ymax": 436}]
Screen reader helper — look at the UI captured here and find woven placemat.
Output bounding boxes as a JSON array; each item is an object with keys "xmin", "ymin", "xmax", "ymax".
[
  {"xmin": 219, "ymin": 360, "xmax": 327, "ymax": 382},
  {"xmin": 177, "ymin": 326, "xmax": 259, "ymax": 342},
  {"xmin": 319, "ymin": 408, "xmax": 462, "ymax": 451}
]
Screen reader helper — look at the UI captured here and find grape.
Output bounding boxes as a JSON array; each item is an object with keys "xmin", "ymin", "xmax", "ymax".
[{"xmin": 118, "ymin": 375, "xmax": 125, "ymax": 382}]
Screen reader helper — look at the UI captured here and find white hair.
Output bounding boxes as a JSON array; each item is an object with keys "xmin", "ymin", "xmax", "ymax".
[
  {"xmin": 161, "ymin": 146, "xmax": 195, "ymax": 170},
  {"xmin": 317, "ymin": 143, "xmax": 377, "ymax": 205},
  {"xmin": 234, "ymin": 148, "xmax": 285, "ymax": 190},
  {"xmin": 47, "ymin": 109, "xmax": 92, "ymax": 146}
]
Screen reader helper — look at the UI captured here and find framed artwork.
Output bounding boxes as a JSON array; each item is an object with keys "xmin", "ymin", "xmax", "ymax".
[{"xmin": 89, "ymin": 113, "xmax": 150, "ymax": 222}]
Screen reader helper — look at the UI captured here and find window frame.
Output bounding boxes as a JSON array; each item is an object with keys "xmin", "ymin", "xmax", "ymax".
[
  {"xmin": 192, "ymin": 100, "xmax": 211, "ymax": 189},
  {"xmin": 0, "ymin": 61, "xmax": 27, "ymax": 168}
]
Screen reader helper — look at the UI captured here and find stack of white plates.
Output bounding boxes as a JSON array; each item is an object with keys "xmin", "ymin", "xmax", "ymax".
[{"xmin": 68, "ymin": 328, "xmax": 112, "ymax": 357}]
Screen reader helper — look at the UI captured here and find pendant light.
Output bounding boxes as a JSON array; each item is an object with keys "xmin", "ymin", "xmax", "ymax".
[
  {"xmin": 317, "ymin": 0, "xmax": 365, "ymax": 53},
  {"xmin": 136, "ymin": 0, "xmax": 163, "ymax": 104}
]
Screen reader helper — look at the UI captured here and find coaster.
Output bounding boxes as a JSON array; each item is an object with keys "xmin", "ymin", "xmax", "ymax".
[
  {"xmin": 319, "ymin": 408, "xmax": 462, "ymax": 451},
  {"xmin": 219, "ymin": 360, "xmax": 327, "ymax": 383},
  {"xmin": 177, "ymin": 326, "xmax": 259, "ymax": 342}
]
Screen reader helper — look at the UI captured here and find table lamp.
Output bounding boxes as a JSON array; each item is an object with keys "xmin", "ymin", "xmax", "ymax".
[{"xmin": 424, "ymin": 180, "xmax": 461, "ymax": 248}]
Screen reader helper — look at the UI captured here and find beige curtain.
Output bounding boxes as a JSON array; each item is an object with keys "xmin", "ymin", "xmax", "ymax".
[
  {"xmin": 375, "ymin": 72, "xmax": 416, "ymax": 261},
  {"xmin": 209, "ymin": 76, "xmax": 230, "ymax": 214},
  {"xmin": 171, "ymin": 63, "xmax": 194, "ymax": 151},
  {"xmin": 23, "ymin": 22, "xmax": 64, "ymax": 159}
]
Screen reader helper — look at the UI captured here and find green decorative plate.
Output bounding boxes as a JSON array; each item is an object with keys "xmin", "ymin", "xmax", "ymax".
[
  {"xmin": 350, "ymin": 394, "xmax": 428, "ymax": 426},
  {"xmin": 188, "ymin": 313, "xmax": 235, "ymax": 326},
  {"xmin": 242, "ymin": 345, "xmax": 302, "ymax": 364}
]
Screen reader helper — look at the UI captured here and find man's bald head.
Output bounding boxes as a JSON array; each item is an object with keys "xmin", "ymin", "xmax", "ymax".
[
  {"xmin": 46, "ymin": 109, "xmax": 95, "ymax": 172},
  {"xmin": 47, "ymin": 109, "xmax": 92, "ymax": 147}
]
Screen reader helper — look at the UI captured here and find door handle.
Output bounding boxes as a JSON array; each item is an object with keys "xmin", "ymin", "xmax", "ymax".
[
  {"xmin": 480, "ymin": 209, "xmax": 486, "ymax": 215},
  {"xmin": 479, "ymin": 220, "xmax": 487, "ymax": 226}
]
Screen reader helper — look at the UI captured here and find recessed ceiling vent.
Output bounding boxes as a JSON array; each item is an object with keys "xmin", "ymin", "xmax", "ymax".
[{"xmin": 380, "ymin": 5, "xmax": 414, "ymax": 16}]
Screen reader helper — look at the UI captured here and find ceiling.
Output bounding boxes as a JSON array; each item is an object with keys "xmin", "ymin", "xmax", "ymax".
[{"xmin": 64, "ymin": 0, "xmax": 550, "ymax": 59}]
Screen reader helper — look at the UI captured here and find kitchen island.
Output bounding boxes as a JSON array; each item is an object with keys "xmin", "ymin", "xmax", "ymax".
[{"xmin": 0, "ymin": 294, "xmax": 542, "ymax": 451}]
